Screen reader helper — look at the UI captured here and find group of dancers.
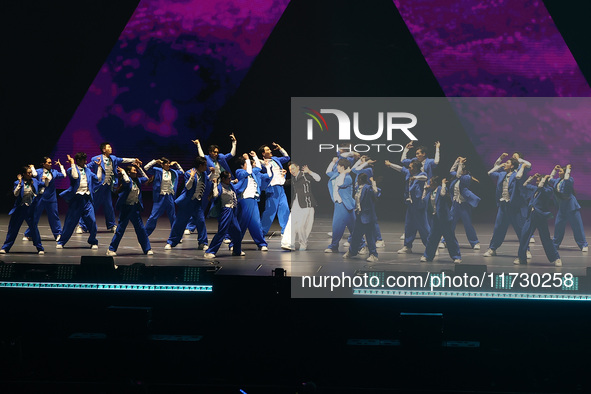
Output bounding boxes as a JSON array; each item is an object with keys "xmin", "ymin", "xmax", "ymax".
[
  {"xmin": 1, "ymin": 137, "xmax": 588, "ymax": 267},
  {"xmin": 0, "ymin": 135, "xmax": 296, "ymax": 259}
]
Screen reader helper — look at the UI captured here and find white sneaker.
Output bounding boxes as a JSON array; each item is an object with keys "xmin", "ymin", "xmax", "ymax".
[
  {"xmin": 343, "ymin": 241, "xmax": 350, "ymax": 247},
  {"xmin": 420, "ymin": 255, "xmax": 428, "ymax": 262},
  {"xmin": 530, "ymin": 237, "xmax": 535, "ymax": 243},
  {"xmin": 147, "ymin": 250, "xmax": 153, "ymax": 255},
  {"xmin": 582, "ymin": 246, "xmax": 588, "ymax": 252},
  {"xmin": 343, "ymin": 251, "xmax": 351, "ymax": 259},
  {"xmin": 281, "ymin": 244, "xmax": 294, "ymax": 251},
  {"xmin": 483, "ymin": 249, "xmax": 496, "ymax": 257},
  {"xmin": 438, "ymin": 242, "xmax": 446, "ymax": 249},
  {"xmin": 184, "ymin": 229, "xmax": 191, "ymax": 235},
  {"xmin": 359, "ymin": 246, "xmax": 369, "ymax": 255},
  {"xmin": 397, "ymin": 246, "xmax": 411, "ymax": 254},
  {"xmin": 22, "ymin": 236, "xmax": 31, "ymax": 241},
  {"xmin": 453, "ymin": 259, "xmax": 462, "ymax": 264},
  {"xmin": 233, "ymin": 251, "xmax": 246, "ymax": 256},
  {"xmin": 324, "ymin": 248, "xmax": 334, "ymax": 253},
  {"xmin": 526, "ymin": 250, "xmax": 532, "ymax": 259},
  {"xmin": 55, "ymin": 235, "xmax": 61, "ymax": 242},
  {"xmin": 204, "ymin": 252, "xmax": 216, "ymax": 259},
  {"xmin": 164, "ymin": 244, "xmax": 172, "ymax": 250},
  {"xmin": 75, "ymin": 226, "xmax": 83, "ymax": 234},
  {"xmin": 198, "ymin": 243, "xmax": 208, "ymax": 251},
  {"xmin": 366, "ymin": 255, "xmax": 378, "ymax": 262},
  {"xmin": 38, "ymin": 251, "xmax": 44, "ymax": 255},
  {"xmin": 513, "ymin": 258, "xmax": 526, "ymax": 265},
  {"xmin": 91, "ymin": 245, "xmax": 98, "ymax": 250},
  {"xmin": 299, "ymin": 244, "xmax": 307, "ymax": 251},
  {"xmin": 400, "ymin": 234, "xmax": 405, "ymax": 240},
  {"xmin": 473, "ymin": 243, "xmax": 481, "ymax": 250},
  {"xmin": 223, "ymin": 239, "xmax": 231, "ymax": 244},
  {"xmin": 375, "ymin": 240, "xmax": 385, "ymax": 248},
  {"xmin": 327, "ymin": 232, "xmax": 333, "ymax": 237},
  {"xmin": 56, "ymin": 244, "xmax": 63, "ymax": 249},
  {"xmin": 106, "ymin": 250, "xmax": 117, "ymax": 256},
  {"xmin": 0, "ymin": 249, "xmax": 6, "ymax": 254},
  {"xmin": 109, "ymin": 226, "xmax": 117, "ymax": 233},
  {"xmin": 554, "ymin": 258, "xmax": 562, "ymax": 267},
  {"xmin": 260, "ymin": 246, "xmax": 269, "ymax": 252}
]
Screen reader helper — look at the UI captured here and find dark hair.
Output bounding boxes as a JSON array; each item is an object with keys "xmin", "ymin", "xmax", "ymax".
[
  {"xmin": 236, "ymin": 156, "xmax": 247, "ymax": 167},
  {"xmin": 160, "ymin": 157, "xmax": 170, "ymax": 165},
  {"xmin": 258, "ymin": 145, "xmax": 269, "ymax": 157},
  {"xmin": 509, "ymin": 158, "xmax": 519, "ymax": 171},
  {"xmin": 220, "ymin": 171, "xmax": 231, "ymax": 180},
  {"xmin": 194, "ymin": 156, "xmax": 207, "ymax": 169},
  {"xmin": 289, "ymin": 161, "xmax": 299, "ymax": 168},
  {"xmin": 99, "ymin": 142, "xmax": 110, "ymax": 153},
  {"xmin": 41, "ymin": 156, "xmax": 51, "ymax": 166},
  {"xmin": 429, "ymin": 176, "xmax": 441, "ymax": 187},
  {"xmin": 74, "ymin": 152, "xmax": 87, "ymax": 162},
  {"xmin": 337, "ymin": 158, "xmax": 351, "ymax": 169},
  {"xmin": 513, "ymin": 151, "xmax": 524, "ymax": 159},
  {"xmin": 416, "ymin": 146, "xmax": 428, "ymax": 156},
  {"xmin": 409, "ymin": 161, "xmax": 421, "ymax": 171},
  {"xmin": 357, "ymin": 173, "xmax": 369, "ymax": 185},
  {"xmin": 21, "ymin": 166, "xmax": 32, "ymax": 176},
  {"xmin": 208, "ymin": 145, "xmax": 220, "ymax": 154}
]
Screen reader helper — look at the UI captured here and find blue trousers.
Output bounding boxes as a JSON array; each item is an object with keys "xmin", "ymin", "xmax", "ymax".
[
  {"xmin": 206, "ymin": 207, "xmax": 242, "ymax": 255},
  {"xmin": 109, "ymin": 204, "xmax": 151, "ymax": 253},
  {"xmin": 25, "ymin": 198, "xmax": 62, "ymax": 239},
  {"xmin": 328, "ymin": 202, "xmax": 355, "ymax": 251},
  {"xmin": 553, "ymin": 208, "xmax": 588, "ymax": 250},
  {"xmin": 423, "ymin": 215, "xmax": 460, "ymax": 260},
  {"xmin": 79, "ymin": 184, "xmax": 115, "ymax": 231},
  {"xmin": 451, "ymin": 202, "xmax": 479, "ymax": 247},
  {"xmin": 349, "ymin": 217, "xmax": 377, "ymax": 257},
  {"xmin": 237, "ymin": 198, "xmax": 267, "ymax": 247},
  {"xmin": 489, "ymin": 203, "xmax": 525, "ymax": 251},
  {"xmin": 168, "ymin": 199, "xmax": 207, "ymax": 247},
  {"xmin": 261, "ymin": 185, "xmax": 290, "ymax": 235},
  {"xmin": 519, "ymin": 213, "xmax": 559, "ymax": 262},
  {"xmin": 145, "ymin": 194, "xmax": 175, "ymax": 236},
  {"xmin": 59, "ymin": 194, "xmax": 98, "ymax": 246},
  {"xmin": 2, "ymin": 204, "xmax": 43, "ymax": 252},
  {"xmin": 374, "ymin": 222, "xmax": 382, "ymax": 241},
  {"xmin": 404, "ymin": 205, "xmax": 430, "ymax": 248}
]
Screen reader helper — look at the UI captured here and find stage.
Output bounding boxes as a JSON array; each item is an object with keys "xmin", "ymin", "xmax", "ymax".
[{"xmin": 2, "ymin": 215, "xmax": 590, "ymax": 278}]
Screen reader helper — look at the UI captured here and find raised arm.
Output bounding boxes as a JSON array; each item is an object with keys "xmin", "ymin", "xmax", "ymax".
[
  {"xmin": 326, "ymin": 157, "xmax": 339, "ymax": 175},
  {"xmin": 302, "ymin": 165, "xmax": 321, "ymax": 182},
  {"xmin": 192, "ymin": 139, "xmax": 205, "ymax": 158},
  {"xmin": 433, "ymin": 141, "xmax": 440, "ymax": 165},
  {"xmin": 229, "ymin": 133, "xmax": 237, "ymax": 157},
  {"xmin": 384, "ymin": 159, "xmax": 403, "ymax": 173}
]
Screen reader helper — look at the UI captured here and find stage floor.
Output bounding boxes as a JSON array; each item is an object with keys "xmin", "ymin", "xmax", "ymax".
[{"xmin": 1, "ymin": 215, "xmax": 589, "ymax": 277}]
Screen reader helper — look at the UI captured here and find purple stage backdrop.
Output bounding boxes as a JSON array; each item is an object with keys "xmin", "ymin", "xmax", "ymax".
[
  {"xmin": 51, "ymin": 0, "xmax": 591, "ymax": 198},
  {"xmin": 51, "ymin": 0, "xmax": 290, "ymax": 188}
]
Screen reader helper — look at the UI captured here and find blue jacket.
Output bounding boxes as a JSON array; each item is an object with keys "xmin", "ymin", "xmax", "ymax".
[
  {"xmin": 402, "ymin": 157, "xmax": 437, "ymax": 180},
  {"xmin": 490, "ymin": 169, "xmax": 527, "ymax": 209},
  {"xmin": 449, "ymin": 175, "xmax": 480, "ymax": 208},
  {"xmin": 327, "ymin": 171, "xmax": 355, "ymax": 211},
  {"xmin": 356, "ymin": 183, "xmax": 380, "ymax": 224},
  {"xmin": 423, "ymin": 185, "xmax": 453, "ymax": 222},
  {"xmin": 524, "ymin": 184, "xmax": 554, "ymax": 219},
  {"xmin": 146, "ymin": 166, "xmax": 184, "ymax": 199},
  {"xmin": 549, "ymin": 177, "xmax": 581, "ymax": 212},
  {"xmin": 115, "ymin": 174, "xmax": 149, "ymax": 211},
  {"xmin": 35, "ymin": 168, "xmax": 66, "ymax": 202},
  {"xmin": 9, "ymin": 179, "xmax": 42, "ymax": 215},
  {"xmin": 235, "ymin": 167, "xmax": 271, "ymax": 201},
  {"xmin": 260, "ymin": 155, "xmax": 290, "ymax": 192},
  {"xmin": 175, "ymin": 170, "xmax": 212, "ymax": 208},
  {"xmin": 59, "ymin": 166, "xmax": 100, "ymax": 203},
  {"xmin": 402, "ymin": 168, "xmax": 427, "ymax": 208},
  {"xmin": 88, "ymin": 154, "xmax": 126, "ymax": 181}
]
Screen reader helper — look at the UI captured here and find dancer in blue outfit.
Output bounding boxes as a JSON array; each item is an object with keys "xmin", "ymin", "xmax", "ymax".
[
  {"xmin": 448, "ymin": 157, "xmax": 481, "ymax": 249},
  {"xmin": 106, "ymin": 165, "xmax": 152, "ymax": 256},
  {"xmin": 1, "ymin": 166, "xmax": 44, "ymax": 254},
  {"xmin": 144, "ymin": 157, "xmax": 184, "ymax": 236},
  {"xmin": 514, "ymin": 173, "xmax": 561, "ymax": 266},
  {"xmin": 57, "ymin": 153, "xmax": 102, "ymax": 249},
  {"xmin": 420, "ymin": 177, "xmax": 461, "ymax": 263},
  {"xmin": 549, "ymin": 164, "xmax": 588, "ymax": 252},
  {"xmin": 24, "ymin": 157, "xmax": 66, "ymax": 241},
  {"xmin": 325, "ymin": 157, "xmax": 356, "ymax": 253},
  {"xmin": 259, "ymin": 142, "xmax": 290, "ymax": 236}
]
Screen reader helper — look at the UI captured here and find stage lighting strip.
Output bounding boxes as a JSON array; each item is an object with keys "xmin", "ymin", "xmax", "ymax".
[
  {"xmin": 352, "ymin": 288, "xmax": 591, "ymax": 300},
  {"xmin": 0, "ymin": 281, "xmax": 212, "ymax": 292}
]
